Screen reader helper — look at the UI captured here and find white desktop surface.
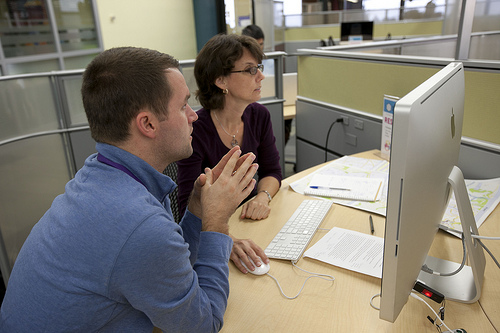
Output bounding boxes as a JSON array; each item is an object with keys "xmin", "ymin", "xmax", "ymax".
[{"xmin": 220, "ymin": 150, "xmax": 499, "ymax": 332}]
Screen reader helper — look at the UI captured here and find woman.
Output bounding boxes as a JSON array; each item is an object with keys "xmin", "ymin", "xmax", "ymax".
[{"xmin": 177, "ymin": 34, "xmax": 282, "ymax": 273}]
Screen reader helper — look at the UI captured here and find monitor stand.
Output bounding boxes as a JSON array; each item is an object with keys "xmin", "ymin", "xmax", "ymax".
[{"xmin": 417, "ymin": 166, "xmax": 486, "ymax": 303}]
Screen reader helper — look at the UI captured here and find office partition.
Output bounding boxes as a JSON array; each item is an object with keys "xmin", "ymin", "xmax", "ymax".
[
  {"xmin": 0, "ymin": 71, "xmax": 89, "ymax": 286},
  {"xmin": 295, "ymin": 49, "xmax": 500, "ymax": 179},
  {"xmin": 0, "ymin": 52, "xmax": 286, "ymax": 287}
]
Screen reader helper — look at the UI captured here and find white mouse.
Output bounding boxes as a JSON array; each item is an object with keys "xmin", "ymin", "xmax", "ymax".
[{"xmin": 240, "ymin": 256, "xmax": 270, "ymax": 275}]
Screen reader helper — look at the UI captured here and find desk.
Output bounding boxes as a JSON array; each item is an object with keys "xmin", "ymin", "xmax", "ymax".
[
  {"xmin": 283, "ymin": 105, "xmax": 296, "ymax": 121},
  {"xmin": 221, "ymin": 150, "xmax": 499, "ymax": 332}
]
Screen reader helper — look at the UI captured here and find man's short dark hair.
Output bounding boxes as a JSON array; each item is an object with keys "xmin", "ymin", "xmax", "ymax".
[
  {"xmin": 81, "ymin": 47, "xmax": 179, "ymax": 144},
  {"xmin": 194, "ymin": 34, "xmax": 264, "ymax": 110},
  {"xmin": 242, "ymin": 24, "xmax": 264, "ymax": 40}
]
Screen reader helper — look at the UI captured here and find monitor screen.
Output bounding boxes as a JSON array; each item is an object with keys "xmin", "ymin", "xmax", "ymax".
[
  {"xmin": 379, "ymin": 62, "xmax": 485, "ymax": 323},
  {"xmin": 340, "ymin": 21, "xmax": 373, "ymax": 41}
]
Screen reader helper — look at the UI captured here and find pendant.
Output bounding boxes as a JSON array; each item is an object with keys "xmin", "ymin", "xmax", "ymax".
[{"xmin": 231, "ymin": 136, "xmax": 239, "ymax": 147}]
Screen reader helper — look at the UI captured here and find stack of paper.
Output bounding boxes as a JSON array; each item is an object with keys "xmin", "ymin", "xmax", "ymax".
[{"xmin": 304, "ymin": 227, "xmax": 383, "ymax": 278}]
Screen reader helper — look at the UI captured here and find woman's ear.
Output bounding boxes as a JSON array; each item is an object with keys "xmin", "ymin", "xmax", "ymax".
[{"xmin": 215, "ymin": 76, "xmax": 226, "ymax": 90}]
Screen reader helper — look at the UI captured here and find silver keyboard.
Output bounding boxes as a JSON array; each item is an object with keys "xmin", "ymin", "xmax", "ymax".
[{"xmin": 265, "ymin": 200, "xmax": 334, "ymax": 262}]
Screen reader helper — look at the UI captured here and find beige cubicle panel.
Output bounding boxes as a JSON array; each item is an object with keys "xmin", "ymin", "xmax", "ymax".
[
  {"xmin": 294, "ymin": 51, "xmax": 500, "ymax": 178},
  {"xmin": 297, "ymin": 55, "xmax": 500, "ymax": 146}
]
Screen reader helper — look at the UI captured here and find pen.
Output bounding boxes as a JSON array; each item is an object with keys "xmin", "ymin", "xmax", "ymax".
[
  {"xmin": 309, "ymin": 186, "xmax": 351, "ymax": 191},
  {"xmin": 369, "ymin": 215, "xmax": 374, "ymax": 234}
]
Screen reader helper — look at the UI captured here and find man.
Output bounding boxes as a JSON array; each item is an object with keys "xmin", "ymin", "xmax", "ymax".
[
  {"xmin": 0, "ymin": 47, "xmax": 258, "ymax": 332},
  {"xmin": 243, "ymin": 24, "xmax": 292, "ymax": 144},
  {"xmin": 242, "ymin": 24, "xmax": 264, "ymax": 51}
]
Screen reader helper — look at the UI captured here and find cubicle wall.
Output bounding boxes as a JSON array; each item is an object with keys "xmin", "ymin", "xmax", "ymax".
[
  {"xmin": 0, "ymin": 53, "xmax": 286, "ymax": 287},
  {"xmin": 0, "ymin": 70, "xmax": 91, "ymax": 287},
  {"xmin": 284, "ymin": 20, "xmax": 444, "ymax": 42},
  {"xmin": 282, "ymin": 20, "xmax": 445, "ymax": 72},
  {"xmin": 295, "ymin": 50, "xmax": 500, "ymax": 179}
]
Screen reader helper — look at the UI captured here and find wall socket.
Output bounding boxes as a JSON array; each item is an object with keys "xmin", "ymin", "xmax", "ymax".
[
  {"xmin": 354, "ymin": 119, "xmax": 364, "ymax": 130},
  {"xmin": 342, "ymin": 116, "xmax": 349, "ymax": 125}
]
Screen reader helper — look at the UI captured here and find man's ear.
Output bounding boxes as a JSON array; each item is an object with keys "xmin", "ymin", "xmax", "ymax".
[{"xmin": 134, "ymin": 111, "xmax": 157, "ymax": 139}]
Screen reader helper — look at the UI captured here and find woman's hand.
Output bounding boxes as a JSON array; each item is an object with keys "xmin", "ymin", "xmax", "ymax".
[{"xmin": 240, "ymin": 193, "xmax": 271, "ymax": 220}]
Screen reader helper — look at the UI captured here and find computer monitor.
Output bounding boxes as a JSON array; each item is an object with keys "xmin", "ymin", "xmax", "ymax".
[
  {"xmin": 379, "ymin": 62, "xmax": 486, "ymax": 323},
  {"xmin": 340, "ymin": 21, "xmax": 373, "ymax": 42}
]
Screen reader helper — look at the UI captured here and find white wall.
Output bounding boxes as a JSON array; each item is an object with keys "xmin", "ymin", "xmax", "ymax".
[{"xmin": 95, "ymin": 0, "xmax": 198, "ymax": 60}]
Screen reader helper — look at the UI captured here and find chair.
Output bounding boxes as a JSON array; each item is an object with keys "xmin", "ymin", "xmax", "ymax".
[{"xmin": 163, "ymin": 163, "xmax": 180, "ymax": 223}]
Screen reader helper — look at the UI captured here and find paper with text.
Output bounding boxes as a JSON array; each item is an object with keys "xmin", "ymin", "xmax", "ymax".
[{"xmin": 304, "ymin": 227, "xmax": 383, "ymax": 278}]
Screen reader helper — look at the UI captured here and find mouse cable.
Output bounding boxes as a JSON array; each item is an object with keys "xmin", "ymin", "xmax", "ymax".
[
  {"xmin": 410, "ymin": 292, "xmax": 453, "ymax": 333},
  {"xmin": 265, "ymin": 262, "xmax": 335, "ymax": 300},
  {"xmin": 370, "ymin": 293, "xmax": 381, "ymax": 310}
]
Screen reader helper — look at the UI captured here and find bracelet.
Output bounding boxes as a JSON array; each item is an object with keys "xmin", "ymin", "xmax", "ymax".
[{"xmin": 259, "ymin": 190, "xmax": 272, "ymax": 203}]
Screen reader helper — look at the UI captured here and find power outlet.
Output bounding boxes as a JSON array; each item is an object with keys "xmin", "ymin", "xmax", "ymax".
[
  {"xmin": 354, "ymin": 119, "xmax": 364, "ymax": 130},
  {"xmin": 342, "ymin": 116, "xmax": 349, "ymax": 126}
]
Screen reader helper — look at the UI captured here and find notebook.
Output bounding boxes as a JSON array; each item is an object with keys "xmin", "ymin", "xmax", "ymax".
[{"xmin": 304, "ymin": 174, "xmax": 383, "ymax": 202}]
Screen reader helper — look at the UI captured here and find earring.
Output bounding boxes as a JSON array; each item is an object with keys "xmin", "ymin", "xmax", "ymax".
[{"xmin": 223, "ymin": 88, "xmax": 228, "ymax": 95}]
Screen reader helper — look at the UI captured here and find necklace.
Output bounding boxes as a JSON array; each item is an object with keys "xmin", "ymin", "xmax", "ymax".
[{"xmin": 213, "ymin": 111, "xmax": 239, "ymax": 147}]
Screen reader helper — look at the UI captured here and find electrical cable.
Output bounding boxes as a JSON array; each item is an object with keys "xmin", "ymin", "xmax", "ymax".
[
  {"xmin": 439, "ymin": 225, "xmax": 500, "ymax": 270},
  {"xmin": 472, "ymin": 235, "xmax": 500, "ymax": 240},
  {"xmin": 265, "ymin": 261, "xmax": 335, "ymax": 300},
  {"xmin": 477, "ymin": 238, "xmax": 500, "ymax": 269},
  {"xmin": 421, "ymin": 235, "xmax": 466, "ymax": 277},
  {"xmin": 410, "ymin": 293, "xmax": 452, "ymax": 332},
  {"xmin": 324, "ymin": 118, "xmax": 345, "ymax": 162},
  {"xmin": 439, "ymin": 224, "xmax": 500, "ymax": 240}
]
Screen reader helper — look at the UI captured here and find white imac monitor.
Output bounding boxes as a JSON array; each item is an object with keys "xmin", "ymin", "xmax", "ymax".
[{"xmin": 379, "ymin": 62, "xmax": 486, "ymax": 323}]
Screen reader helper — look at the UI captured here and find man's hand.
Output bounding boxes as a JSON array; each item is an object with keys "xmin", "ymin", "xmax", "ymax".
[
  {"xmin": 230, "ymin": 236, "xmax": 269, "ymax": 274},
  {"xmin": 188, "ymin": 147, "xmax": 258, "ymax": 234}
]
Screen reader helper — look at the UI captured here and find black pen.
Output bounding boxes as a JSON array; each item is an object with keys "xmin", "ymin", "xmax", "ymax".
[{"xmin": 369, "ymin": 215, "xmax": 374, "ymax": 234}]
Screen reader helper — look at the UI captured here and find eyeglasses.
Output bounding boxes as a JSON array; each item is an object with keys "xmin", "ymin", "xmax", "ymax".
[{"xmin": 230, "ymin": 64, "xmax": 264, "ymax": 75}]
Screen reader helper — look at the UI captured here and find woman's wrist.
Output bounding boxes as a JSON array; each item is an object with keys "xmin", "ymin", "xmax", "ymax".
[{"xmin": 258, "ymin": 190, "xmax": 272, "ymax": 204}]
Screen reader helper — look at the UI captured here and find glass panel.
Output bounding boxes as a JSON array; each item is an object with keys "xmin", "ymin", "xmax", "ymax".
[
  {"xmin": 469, "ymin": 33, "xmax": 500, "ymax": 61},
  {"xmin": 0, "ymin": 135, "xmax": 70, "ymax": 270},
  {"xmin": 401, "ymin": 40, "xmax": 456, "ymax": 58},
  {"xmin": 63, "ymin": 53, "xmax": 97, "ymax": 70},
  {"xmin": 52, "ymin": 0, "xmax": 99, "ymax": 52},
  {"xmin": 61, "ymin": 75, "xmax": 86, "ymax": 126},
  {"xmin": 473, "ymin": 0, "xmax": 500, "ymax": 33},
  {"xmin": 0, "ymin": 0, "xmax": 57, "ymax": 57},
  {"xmin": 4, "ymin": 58, "xmax": 59, "ymax": 75},
  {"xmin": 260, "ymin": 58, "xmax": 276, "ymax": 99},
  {"xmin": 0, "ymin": 76, "xmax": 59, "ymax": 142},
  {"xmin": 179, "ymin": 65, "xmax": 201, "ymax": 109}
]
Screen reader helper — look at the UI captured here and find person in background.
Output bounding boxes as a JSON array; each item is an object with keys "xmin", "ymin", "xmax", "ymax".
[
  {"xmin": 0, "ymin": 46, "xmax": 258, "ymax": 332},
  {"xmin": 243, "ymin": 24, "xmax": 293, "ymax": 144},
  {"xmin": 242, "ymin": 24, "xmax": 265, "ymax": 51},
  {"xmin": 177, "ymin": 34, "xmax": 282, "ymax": 274}
]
